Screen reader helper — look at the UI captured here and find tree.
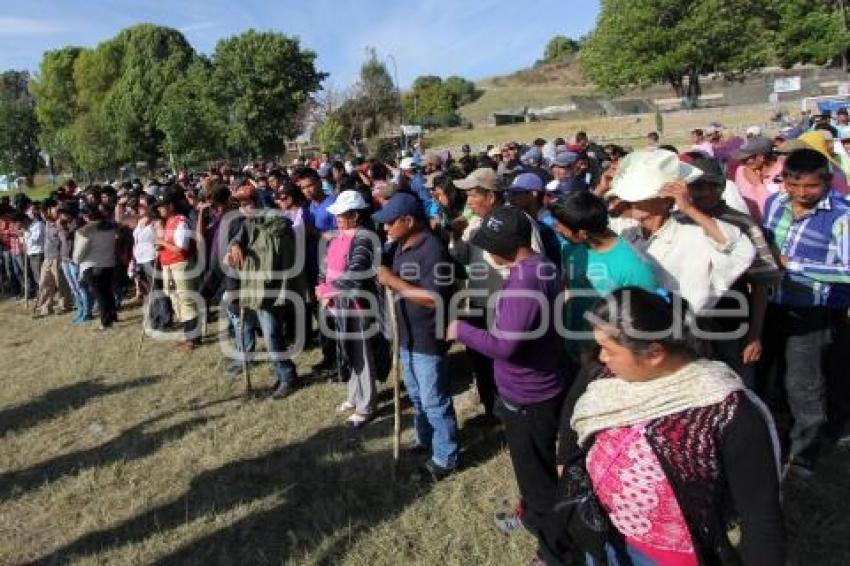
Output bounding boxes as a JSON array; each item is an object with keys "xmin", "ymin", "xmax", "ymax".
[
  {"xmin": 100, "ymin": 25, "xmax": 197, "ymax": 169},
  {"xmin": 0, "ymin": 71, "xmax": 40, "ymax": 180},
  {"xmin": 773, "ymin": 0, "xmax": 850, "ymax": 68},
  {"xmin": 211, "ymin": 29, "xmax": 326, "ymax": 158},
  {"xmin": 314, "ymin": 115, "xmax": 347, "ymax": 155},
  {"xmin": 402, "ymin": 78, "xmax": 459, "ymax": 128},
  {"xmin": 581, "ymin": 0, "xmax": 773, "ymax": 106},
  {"xmin": 158, "ymin": 58, "xmax": 226, "ymax": 168},
  {"xmin": 332, "ymin": 48, "xmax": 401, "ymax": 148},
  {"xmin": 442, "ymin": 76, "xmax": 478, "ymax": 106},
  {"xmin": 544, "ymin": 35, "xmax": 580, "ymax": 63},
  {"xmin": 399, "ymin": 74, "xmax": 478, "ymax": 128},
  {"xmin": 29, "ymin": 46, "xmax": 82, "ymax": 171}
]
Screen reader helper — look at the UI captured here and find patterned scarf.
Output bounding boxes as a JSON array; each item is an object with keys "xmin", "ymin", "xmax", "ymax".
[{"xmin": 571, "ymin": 359, "xmax": 745, "ymax": 446}]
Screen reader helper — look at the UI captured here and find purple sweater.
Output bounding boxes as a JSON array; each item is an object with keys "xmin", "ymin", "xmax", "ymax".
[{"xmin": 456, "ymin": 254, "xmax": 567, "ymax": 405}]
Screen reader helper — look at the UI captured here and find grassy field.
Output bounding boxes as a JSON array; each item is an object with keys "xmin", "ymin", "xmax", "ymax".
[
  {"xmin": 1, "ymin": 298, "xmax": 849, "ymax": 565},
  {"xmin": 430, "ymin": 102, "xmax": 790, "ymax": 150}
]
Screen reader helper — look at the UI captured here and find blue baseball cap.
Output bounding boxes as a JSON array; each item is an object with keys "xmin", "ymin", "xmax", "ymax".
[
  {"xmin": 551, "ymin": 151, "xmax": 579, "ymax": 168},
  {"xmin": 508, "ymin": 172, "xmax": 544, "ymax": 192},
  {"xmin": 371, "ymin": 192, "xmax": 423, "ymax": 224}
]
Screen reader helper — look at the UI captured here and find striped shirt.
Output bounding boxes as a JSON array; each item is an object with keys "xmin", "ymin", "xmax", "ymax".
[{"xmin": 762, "ymin": 191, "xmax": 850, "ymax": 308}]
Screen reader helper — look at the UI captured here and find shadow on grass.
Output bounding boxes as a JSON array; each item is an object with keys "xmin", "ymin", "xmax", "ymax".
[
  {"xmin": 34, "ymin": 415, "xmax": 502, "ymax": 565},
  {"xmin": 0, "ymin": 374, "xmax": 164, "ymax": 437},
  {"xmin": 0, "ymin": 397, "xmax": 240, "ymax": 501}
]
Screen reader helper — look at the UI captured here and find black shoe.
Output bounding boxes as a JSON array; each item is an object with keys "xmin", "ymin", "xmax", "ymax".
[
  {"xmin": 311, "ymin": 358, "xmax": 335, "ymax": 376},
  {"xmin": 271, "ymin": 381, "xmax": 293, "ymax": 399},
  {"xmin": 419, "ymin": 459, "xmax": 455, "ymax": 482}
]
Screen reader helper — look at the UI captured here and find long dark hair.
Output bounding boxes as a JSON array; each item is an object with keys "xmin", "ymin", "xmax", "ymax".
[{"xmin": 588, "ymin": 287, "xmax": 706, "ymax": 359}]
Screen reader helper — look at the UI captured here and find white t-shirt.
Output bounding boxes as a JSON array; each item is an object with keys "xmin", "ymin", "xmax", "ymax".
[{"xmin": 133, "ymin": 220, "xmax": 158, "ymax": 263}]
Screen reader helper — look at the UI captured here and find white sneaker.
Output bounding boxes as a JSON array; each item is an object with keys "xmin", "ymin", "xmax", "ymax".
[
  {"xmin": 336, "ymin": 401, "xmax": 355, "ymax": 414},
  {"xmin": 345, "ymin": 413, "xmax": 371, "ymax": 429}
]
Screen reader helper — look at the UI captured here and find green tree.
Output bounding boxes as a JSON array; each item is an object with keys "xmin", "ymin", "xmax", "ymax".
[
  {"xmin": 158, "ymin": 59, "xmax": 226, "ymax": 168},
  {"xmin": 211, "ymin": 29, "xmax": 326, "ymax": 158},
  {"xmin": 773, "ymin": 0, "xmax": 850, "ymax": 67},
  {"xmin": 442, "ymin": 75, "xmax": 478, "ymax": 106},
  {"xmin": 338, "ymin": 48, "xmax": 401, "ymax": 141},
  {"xmin": 0, "ymin": 71, "xmax": 40, "ymax": 180},
  {"xmin": 581, "ymin": 0, "xmax": 773, "ymax": 106},
  {"xmin": 402, "ymin": 80, "xmax": 459, "ymax": 128},
  {"xmin": 100, "ymin": 25, "xmax": 197, "ymax": 169},
  {"xmin": 314, "ymin": 115, "xmax": 347, "ymax": 154},
  {"xmin": 29, "ymin": 47, "xmax": 82, "ymax": 171},
  {"xmin": 544, "ymin": 35, "xmax": 580, "ymax": 63}
]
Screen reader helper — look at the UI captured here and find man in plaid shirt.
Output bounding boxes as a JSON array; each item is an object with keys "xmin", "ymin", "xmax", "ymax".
[{"xmin": 761, "ymin": 148, "xmax": 850, "ymax": 478}]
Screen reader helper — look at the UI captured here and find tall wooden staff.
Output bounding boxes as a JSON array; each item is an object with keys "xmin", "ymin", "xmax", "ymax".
[
  {"xmin": 384, "ymin": 287, "xmax": 401, "ymax": 473},
  {"xmin": 239, "ymin": 306, "xmax": 252, "ymax": 394}
]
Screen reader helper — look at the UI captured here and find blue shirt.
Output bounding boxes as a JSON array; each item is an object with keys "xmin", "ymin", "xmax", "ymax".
[
  {"xmin": 762, "ymin": 191, "xmax": 850, "ymax": 308},
  {"xmin": 310, "ymin": 194, "xmax": 337, "ymax": 233}
]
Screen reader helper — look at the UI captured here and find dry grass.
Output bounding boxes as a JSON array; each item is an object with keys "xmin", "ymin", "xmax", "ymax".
[
  {"xmin": 431, "ymin": 102, "xmax": 792, "ymax": 150},
  {"xmin": 0, "ymin": 298, "xmax": 848, "ymax": 565}
]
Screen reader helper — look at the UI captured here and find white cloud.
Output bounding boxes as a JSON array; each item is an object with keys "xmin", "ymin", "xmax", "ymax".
[{"xmin": 0, "ymin": 17, "xmax": 70, "ymax": 36}]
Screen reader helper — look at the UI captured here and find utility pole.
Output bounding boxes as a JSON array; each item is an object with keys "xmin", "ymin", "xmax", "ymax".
[{"xmin": 386, "ymin": 54, "xmax": 404, "ymax": 151}]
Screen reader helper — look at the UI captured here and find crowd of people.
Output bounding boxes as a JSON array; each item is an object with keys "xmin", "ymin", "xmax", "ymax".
[{"xmin": 2, "ymin": 113, "xmax": 849, "ymax": 565}]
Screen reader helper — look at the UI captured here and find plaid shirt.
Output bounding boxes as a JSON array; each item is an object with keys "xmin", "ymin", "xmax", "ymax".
[{"xmin": 762, "ymin": 190, "xmax": 850, "ymax": 308}]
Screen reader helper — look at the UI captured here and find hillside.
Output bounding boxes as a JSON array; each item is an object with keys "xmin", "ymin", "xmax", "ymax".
[
  {"xmin": 459, "ymin": 62, "xmax": 596, "ymax": 124},
  {"xmin": 457, "ymin": 60, "xmax": 850, "ymax": 127}
]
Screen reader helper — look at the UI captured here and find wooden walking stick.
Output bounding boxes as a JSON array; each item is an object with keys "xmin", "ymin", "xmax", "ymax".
[
  {"xmin": 136, "ymin": 295, "xmax": 148, "ymax": 360},
  {"xmin": 23, "ymin": 252, "xmax": 29, "ymax": 310},
  {"xmin": 239, "ymin": 306, "xmax": 252, "ymax": 394},
  {"xmin": 385, "ymin": 287, "xmax": 402, "ymax": 473}
]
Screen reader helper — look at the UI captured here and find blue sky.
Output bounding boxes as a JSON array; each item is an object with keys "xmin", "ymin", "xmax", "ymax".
[{"xmin": 0, "ymin": 0, "xmax": 599, "ymax": 89}]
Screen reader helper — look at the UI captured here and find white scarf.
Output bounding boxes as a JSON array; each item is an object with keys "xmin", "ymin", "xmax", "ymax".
[{"xmin": 571, "ymin": 359, "xmax": 745, "ymax": 446}]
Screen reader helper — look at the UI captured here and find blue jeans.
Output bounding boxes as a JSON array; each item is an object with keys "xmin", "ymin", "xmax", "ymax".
[
  {"xmin": 62, "ymin": 262, "xmax": 91, "ymax": 319},
  {"xmin": 400, "ymin": 348, "xmax": 458, "ymax": 469},
  {"xmin": 11, "ymin": 253, "xmax": 31, "ymax": 297},
  {"xmin": 227, "ymin": 306, "xmax": 296, "ymax": 385},
  {"xmin": 0, "ymin": 250, "xmax": 19, "ymax": 294}
]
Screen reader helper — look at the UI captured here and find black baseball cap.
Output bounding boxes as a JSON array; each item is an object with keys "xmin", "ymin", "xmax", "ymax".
[{"xmin": 471, "ymin": 205, "xmax": 532, "ymax": 259}]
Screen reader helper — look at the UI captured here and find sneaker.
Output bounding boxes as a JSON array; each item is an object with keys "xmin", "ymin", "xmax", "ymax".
[
  {"xmin": 494, "ymin": 502, "xmax": 525, "ymax": 535},
  {"xmin": 345, "ymin": 413, "xmax": 371, "ymax": 429},
  {"xmin": 336, "ymin": 401, "xmax": 356, "ymax": 414},
  {"xmin": 418, "ymin": 459, "xmax": 455, "ymax": 482},
  {"xmin": 271, "ymin": 381, "xmax": 293, "ymax": 399}
]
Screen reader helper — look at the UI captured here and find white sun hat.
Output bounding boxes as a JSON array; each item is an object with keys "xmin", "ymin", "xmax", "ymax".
[
  {"xmin": 610, "ymin": 149, "xmax": 704, "ymax": 202},
  {"xmin": 326, "ymin": 190, "xmax": 369, "ymax": 215}
]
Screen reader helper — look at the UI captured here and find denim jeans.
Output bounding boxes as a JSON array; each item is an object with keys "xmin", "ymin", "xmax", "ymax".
[
  {"xmin": 227, "ymin": 306, "xmax": 296, "ymax": 386},
  {"xmin": 62, "ymin": 261, "xmax": 91, "ymax": 319},
  {"xmin": 12, "ymin": 253, "xmax": 32, "ymax": 297},
  {"xmin": 400, "ymin": 348, "xmax": 458, "ymax": 469},
  {"xmin": 0, "ymin": 250, "xmax": 19, "ymax": 294}
]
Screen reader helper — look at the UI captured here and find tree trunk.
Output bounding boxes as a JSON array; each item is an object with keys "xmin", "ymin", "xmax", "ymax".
[{"xmin": 685, "ymin": 68, "xmax": 701, "ymax": 108}]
